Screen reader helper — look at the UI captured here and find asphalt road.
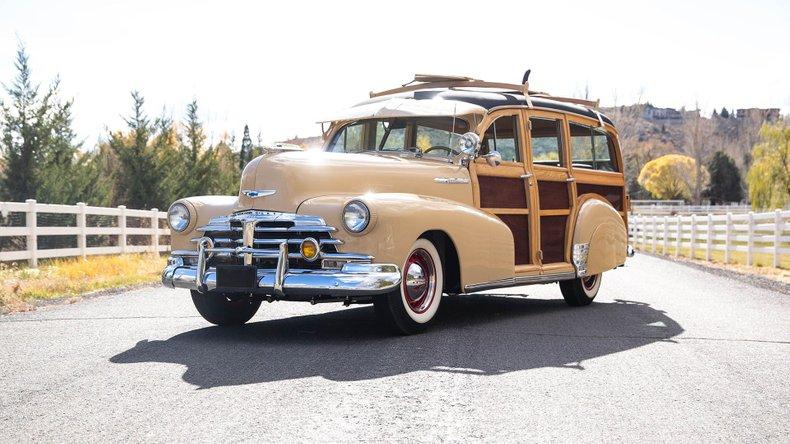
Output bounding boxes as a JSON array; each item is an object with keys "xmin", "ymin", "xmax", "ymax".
[{"xmin": 1, "ymin": 254, "xmax": 788, "ymax": 442}]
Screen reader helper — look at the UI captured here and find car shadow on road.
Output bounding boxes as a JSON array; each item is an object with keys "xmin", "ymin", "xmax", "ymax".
[{"xmin": 110, "ymin": 296, "xmax": 683, "ymax": 389}]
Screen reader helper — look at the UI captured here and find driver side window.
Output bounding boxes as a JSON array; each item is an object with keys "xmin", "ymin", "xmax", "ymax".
[{"xmin": 481, "ymin": 116, "xmax": 520, "ymax": 163}]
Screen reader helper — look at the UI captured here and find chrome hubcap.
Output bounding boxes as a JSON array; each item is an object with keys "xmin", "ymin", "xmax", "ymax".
[
  {"xmin": 402, "ymin": 249, "xmax": 436, "ymax": 314},
  {"xmin": 582, "ymin": 275, "xmax": 598, "ymax": 291}
]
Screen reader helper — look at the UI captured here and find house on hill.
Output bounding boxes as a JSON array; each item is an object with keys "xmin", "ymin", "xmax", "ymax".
[
  {"xmin": 736, "ymin": 108, "xmax": 780, "ymax": 122},
  {"xmin": 642, "ymin": 104, "xmax": 683, "ymax": 121}
]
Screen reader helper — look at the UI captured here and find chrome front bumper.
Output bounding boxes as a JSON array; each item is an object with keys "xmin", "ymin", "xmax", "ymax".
[{"xmin": 161, "ymin": 244, "xmax": 401, "ymax": 298}]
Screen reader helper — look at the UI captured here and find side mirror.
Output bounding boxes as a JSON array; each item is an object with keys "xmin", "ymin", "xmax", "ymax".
[{"xmin": 482, "ymin": 150, "xmax": 502, "ymax": 167}]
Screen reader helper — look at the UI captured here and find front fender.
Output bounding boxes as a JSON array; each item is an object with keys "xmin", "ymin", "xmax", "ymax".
[
  {"xmin": 297, "ymin": 193, "xmax": 514, "ymax": 287},
  {"xmin": 571, "ymin": 195, "xmax": 627, "ymax": 276},
  {"xmin": 170, "ymin": 195, "xmax": 240, "ymax": 250}
]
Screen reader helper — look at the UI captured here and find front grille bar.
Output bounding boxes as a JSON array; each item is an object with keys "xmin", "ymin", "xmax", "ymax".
[{"xmin": 193, "ymin": 237, "xmax": 343, "ymax": 246}]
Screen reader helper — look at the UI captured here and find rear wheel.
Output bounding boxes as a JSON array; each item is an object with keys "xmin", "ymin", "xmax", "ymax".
[
  {"xmin": 559, "ymin": 273, "xmax": 601, "ymax": 306},
  {"xmin": 374, "ymin": 238, "xmax": 443, "ymax": 335},
  {"xmin": 190, "ymin": 290, "xmax": 261, "ymax": 326}
]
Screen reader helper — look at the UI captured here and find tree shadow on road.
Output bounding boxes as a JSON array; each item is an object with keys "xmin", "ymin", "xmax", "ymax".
[{"xmin": 110, "ymin": 296, "xmax": 683, "ymax": 388}]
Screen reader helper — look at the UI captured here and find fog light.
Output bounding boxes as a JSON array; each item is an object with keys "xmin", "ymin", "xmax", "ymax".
[{"xmin": 300, "ymin": 238, "xmax": 320, "ymax": 262}]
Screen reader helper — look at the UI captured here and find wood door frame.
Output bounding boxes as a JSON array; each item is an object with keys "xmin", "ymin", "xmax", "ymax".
[
  {"xmin": 524, "ymin": 109, "xmax": 575, "ymax": 275},
  {"xmin": 470, "ymin": 109, "xmax": 539, "ymax": 275}
]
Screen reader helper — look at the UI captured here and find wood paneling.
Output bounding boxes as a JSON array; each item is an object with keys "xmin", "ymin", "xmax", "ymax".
[
  {"xmin": 537, "ymin": 180, "xmax": 569, "ymax": 210},
  {"xmin": 540, "ymin": 215, "xmax": 567, "ymax": 263},
  {"xmin": 498, "ymin": 214, "xmax": 531, "ymax": 265},
  {"xmin": 479, "ymin": 176, "xmax": 527, "ymax": 209},
  {"xmin": 576, "ymin": 183, "xmax": 623, "ymax": 211}
]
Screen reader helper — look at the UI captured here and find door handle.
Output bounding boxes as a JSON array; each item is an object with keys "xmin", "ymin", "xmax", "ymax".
[
  {"xmin": 520, "ymin": 173, "xmax": 533, "ymax": 179},
  {"xmin": 566, "ymin": 177, "xmax": 576, "ymax": 182}
]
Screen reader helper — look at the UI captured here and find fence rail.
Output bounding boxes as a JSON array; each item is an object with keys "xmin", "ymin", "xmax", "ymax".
[
  {"xmin": 631, "ymin": 204, "xmax": 753, "ymax": 215},
  {"xmin": 0, "ymin": 200, "xmax": 170, "ymax": 267},
  {"xmin": 628, "ymin": 209, "xmax": 790, "ymax": 268}
]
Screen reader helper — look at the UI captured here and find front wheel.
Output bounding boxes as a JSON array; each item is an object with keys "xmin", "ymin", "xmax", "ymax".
[
  {"xmin": 373, "ymin": 238, "xmax": 444, "ymax": 335},
  {"xmin": 559, "ymin": 273, "xmax": 602, "ymax": 306},
  {"xmin": 190, "ymin": 290, "xmax": 261, "ymax": 326}
]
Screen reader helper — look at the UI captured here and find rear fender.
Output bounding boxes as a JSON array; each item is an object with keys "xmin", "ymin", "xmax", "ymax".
[{"xmin": 571, "ymin": 195, "xmax": 627, "ymax": 276}]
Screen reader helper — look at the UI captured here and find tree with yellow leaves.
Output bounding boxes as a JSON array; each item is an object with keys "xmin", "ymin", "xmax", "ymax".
[
  {"xmin": 747, "ymin": 122, "xmax": 790, "ymax": 210},
  {"xmin": 637, "ymin": 154, "xmax": 706, "ymax": 201}
]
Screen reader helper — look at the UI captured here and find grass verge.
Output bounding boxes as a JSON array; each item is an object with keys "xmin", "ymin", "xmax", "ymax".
[
  {"xmin": 633, "ymin": 245, "xmax": 789, "ymax": 284},
  {"xmin": 1, "ymin": 254, "xmax": 167, "ymax": 313}
]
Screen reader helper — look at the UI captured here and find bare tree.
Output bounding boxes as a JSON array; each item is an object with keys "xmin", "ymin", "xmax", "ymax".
[{"xmin": 682, "ymin": 104, "xmax": 714, "ymax": 204}]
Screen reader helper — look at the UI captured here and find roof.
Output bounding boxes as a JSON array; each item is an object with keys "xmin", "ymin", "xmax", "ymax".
[
  {"xmin": 320, "ymin": 97, "xmax": 486, "ymax": 122},
  {"xmin": 346, "ymin": 88, "xmax": 614, "ymax": 126}
]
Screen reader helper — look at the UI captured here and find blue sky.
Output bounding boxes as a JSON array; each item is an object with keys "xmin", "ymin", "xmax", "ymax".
[{"xmin": 0, "ymin": 0, "xmax": 788, "ymax": 148}]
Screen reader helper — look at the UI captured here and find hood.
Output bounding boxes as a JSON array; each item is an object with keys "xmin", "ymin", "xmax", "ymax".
[{"xmin": 236, "ymin": 150, "xmax": 473, "ymax": 212}]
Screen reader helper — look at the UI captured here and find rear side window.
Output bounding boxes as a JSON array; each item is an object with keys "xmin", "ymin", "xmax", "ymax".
[
  {"xmin": 529, "ymin": 117, "xmax": 564, "ymax": 167},
  {"xmin": 569, "ymin": 123, "xmax": 618, "ymax": 172}
]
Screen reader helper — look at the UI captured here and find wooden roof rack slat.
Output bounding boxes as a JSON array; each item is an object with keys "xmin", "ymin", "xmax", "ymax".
[{"xmin": 369, "ymin": 74, "xmax": 600, "ymax": 111}]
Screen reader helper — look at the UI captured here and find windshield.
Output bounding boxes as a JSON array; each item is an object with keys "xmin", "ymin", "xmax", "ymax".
[{"xmin": 326, "ymin": 117, "xmax": 469, "ymax": 157}]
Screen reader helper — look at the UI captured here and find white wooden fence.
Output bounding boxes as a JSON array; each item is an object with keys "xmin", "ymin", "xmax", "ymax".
[
  {"xmin": 0, "ymin": 200, "xmax": 170, "ymax": 267},
  {"xmin": 629, "ymin": 210, "xmax": 790, "ymax": 268},
  {"xmin": 631, "ymin": 204, "xmax": 752, "ymax": 215}
]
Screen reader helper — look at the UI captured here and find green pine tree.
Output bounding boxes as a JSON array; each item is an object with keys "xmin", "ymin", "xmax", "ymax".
[
  {"xmin": 703, "ymin": 151, "xmax": 744, "ymax": 204},
  {"xmin": 239, "ymin": 124, "xmax": 253, "ymax": 171},
  {"xmin": 109, "ymin": 91, "xmax": 169, "ymax": 209},
  {"xmin": 0, "ymin": 44, "xmax": 88, "ymax": 203}
]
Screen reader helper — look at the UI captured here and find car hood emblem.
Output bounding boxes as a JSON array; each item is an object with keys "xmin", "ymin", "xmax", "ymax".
[{"xmin": 241, "ymin": 189, "xmax": 276, "ymax": 198}]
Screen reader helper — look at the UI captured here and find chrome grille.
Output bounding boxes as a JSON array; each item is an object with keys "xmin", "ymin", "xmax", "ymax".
[{"xmin": 194, "ymin": 210, "xmax": 365, "ymax": 270}]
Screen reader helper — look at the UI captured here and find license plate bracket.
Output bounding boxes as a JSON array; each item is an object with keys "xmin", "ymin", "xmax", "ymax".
[{"xmin": 216, "ymin": 265, "xmax": 257, "ymax": 289}]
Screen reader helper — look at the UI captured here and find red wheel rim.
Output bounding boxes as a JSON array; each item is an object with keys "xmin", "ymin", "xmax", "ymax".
[
  {"xmin": 402, "ymin": 248, "xmax": 436, "ymax": 314},
  {"xmin": 582, "ymin": 275, "xmax": 598, "ymax": 291}
]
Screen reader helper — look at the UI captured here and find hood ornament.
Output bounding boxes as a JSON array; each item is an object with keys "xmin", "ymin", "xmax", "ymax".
[{"xmin": 242, "ymin": 189, "xmax": 276, "ymax": 199}]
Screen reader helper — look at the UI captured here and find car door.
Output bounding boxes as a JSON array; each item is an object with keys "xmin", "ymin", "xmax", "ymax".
[
  {"xmin": 524, "ymin": 110, "xmax": 576, "ymax": 275},
  {"xmin": 470, "ymin": 110, "xmax": 537, "ymax": 271}
]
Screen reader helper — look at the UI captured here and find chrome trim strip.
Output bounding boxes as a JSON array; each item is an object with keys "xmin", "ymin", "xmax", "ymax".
[
  {"xmin": 463, "ymin": 271, "xmax": 577, "ymax": 293},
  {"xmin": 434, "ymin": 177, "xmax": 470, "ymax": 184}
]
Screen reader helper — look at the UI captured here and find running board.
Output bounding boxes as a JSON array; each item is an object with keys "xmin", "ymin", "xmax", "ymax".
[{"xmin": 463, "ymin": 271, "xmax": 576, "ymax": 293}]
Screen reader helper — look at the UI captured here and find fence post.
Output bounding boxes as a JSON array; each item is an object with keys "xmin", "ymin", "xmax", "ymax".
[
  {"xmin": 773, "ymin": 209, "xmax": 782, "ymax": 268},
  {"xmin": 690, "ymin": 214, "xmax": 697, "ymax": 259},
  {"xmin": 25, "ymin": 199, "xmax": 37, "ymax": 268},
  {"xmin": 746, "ymin": 211, "xmax": 754, "ymax": 266},
  {"xmin": 705, "ymin": 213, "xmax": 713, "ymax": 262},
  {"xmin": 725, "ymin": 212, "xmax": 732, "ymax": 264},
  {"xmin": 651, "ymin": 216, "xmax": 657, "ymax": 253},
  {"xmin": 150, "ymin": 208, "xmax": 159, "ymax": 253},
  {"xmin": 118, "ymin": 205, "xmax": 127, "ymax": 254},
  {"xmin": 77, "ymin": 202, "xmax": 87, "ymax": 259},
  {"xmin": 675, "ymin": 216, "xmax": 681, "ymax": 258},
  {"xmin": 663, "ymin": 216, "xmax": 669, "ymax": 254}
]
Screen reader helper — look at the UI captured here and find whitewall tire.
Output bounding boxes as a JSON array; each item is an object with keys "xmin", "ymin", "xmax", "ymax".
[
  {"xmin": 374, "ymin": 238, "xmax": 443, "ymax": 334},
  {"xmin": 559, "ymin": 273, "xmax": 602, "ymax": 306}
]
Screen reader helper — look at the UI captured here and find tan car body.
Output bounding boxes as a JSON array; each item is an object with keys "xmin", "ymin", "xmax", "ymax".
[{"xmin": 169, "ymin": 84, "xmax": 628, "ymax": 292}]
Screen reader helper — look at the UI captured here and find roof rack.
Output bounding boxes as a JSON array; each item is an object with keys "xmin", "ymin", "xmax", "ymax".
[{"xmin": 369, "ymin": 73, "xmax": 600, "ymax": 111}]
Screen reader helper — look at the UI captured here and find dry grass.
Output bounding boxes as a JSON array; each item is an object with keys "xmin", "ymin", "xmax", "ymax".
[{"xmin": 0, "ymin": 254, "xmax": 167, "ymax": 313}]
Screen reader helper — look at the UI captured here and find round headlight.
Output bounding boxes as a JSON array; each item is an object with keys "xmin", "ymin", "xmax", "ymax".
[
  {"xmin": 342, "ymin": 200, "xmax": 370, "ymax": 233},
  {"xmin": 167, "ymin": 203, "xmax": 190, "ymax": 232}
]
